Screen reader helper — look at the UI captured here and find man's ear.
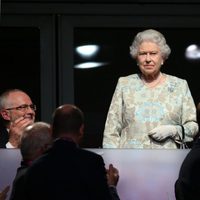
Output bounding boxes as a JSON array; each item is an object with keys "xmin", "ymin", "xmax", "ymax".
[
  {"xmin": 79, "ymin": 124, "xmax": 84, "ymax": 137},
  {"xmin": 77, "ymin": 124, "xmax": 84, "ymax": 141},
  {"xmin": 0, "ymin": 110, "xmax": 10, "ymax": 120}
]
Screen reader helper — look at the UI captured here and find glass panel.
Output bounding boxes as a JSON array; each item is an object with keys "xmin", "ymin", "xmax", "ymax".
[
  {"xmin": 74, "ymin": 28, "xmax": 200, "ymax": 148},
  {"xmin": 0, "ymin": 27, "xmax": 41, "ymax": 120}
]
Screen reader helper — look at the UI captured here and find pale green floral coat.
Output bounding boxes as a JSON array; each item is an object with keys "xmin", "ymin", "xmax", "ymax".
[{"xmin": 103, "ymin": 73, "xmax": 198, "ymax": 149}]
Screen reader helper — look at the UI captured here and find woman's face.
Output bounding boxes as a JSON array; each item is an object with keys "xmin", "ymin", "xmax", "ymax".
[{"xmin": 136, "ymin": 41, "xmax": 164, "ymax": 77}]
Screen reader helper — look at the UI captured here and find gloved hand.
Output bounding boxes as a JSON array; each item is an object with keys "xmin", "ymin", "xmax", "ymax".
[{"xmin": 148, "ymin": 125, "xmax": 177, "ymax": 141}]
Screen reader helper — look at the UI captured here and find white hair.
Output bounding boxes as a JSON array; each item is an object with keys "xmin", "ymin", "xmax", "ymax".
[{"xmin": 130, "ymin": 29, "xmax": 171, "ymax": 60}]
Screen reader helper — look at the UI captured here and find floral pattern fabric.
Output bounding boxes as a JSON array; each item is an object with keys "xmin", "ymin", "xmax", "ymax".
[{"xmin": 103, "ymin": 73, "xmax": 198, "ymax": 149}]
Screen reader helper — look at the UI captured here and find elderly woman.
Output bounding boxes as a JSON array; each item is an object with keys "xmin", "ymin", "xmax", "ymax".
[{"xmin": 103, "ymin": 29, "xmax": 198, "ymax": 149}]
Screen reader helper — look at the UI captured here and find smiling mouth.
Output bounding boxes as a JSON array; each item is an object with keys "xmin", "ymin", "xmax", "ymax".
[{"xmin": 23, "ymin": 115, "xmax": 33, "ymax": 120}]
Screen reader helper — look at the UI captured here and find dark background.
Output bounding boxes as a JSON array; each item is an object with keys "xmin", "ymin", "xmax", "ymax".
[{"xmin": 1, "ymin": 1, "xmax": 200, "ymax": 147}]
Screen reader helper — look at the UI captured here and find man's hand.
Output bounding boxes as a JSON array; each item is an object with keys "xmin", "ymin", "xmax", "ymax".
[
  {"xmin": 106, "ymin": 164, "xmax": 119, "ymax": 187},
  {"xmin": 9, "ymin": 117, "xmax": 34, "ymax": 147},
  {"xmin": 0, "ymin": 185, "xmax": 10, "ymax": 200}
]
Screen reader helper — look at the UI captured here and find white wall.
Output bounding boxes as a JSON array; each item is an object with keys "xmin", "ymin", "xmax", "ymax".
[{"xmin": 0, "ymin": 149, "xmax": 189, "ymax": 200}]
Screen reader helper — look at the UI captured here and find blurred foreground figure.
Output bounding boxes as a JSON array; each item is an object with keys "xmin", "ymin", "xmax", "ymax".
[
  {"xmin": 23, "ymin": 104, "xmax": 120, "ymax": 200},
  {"xmin": 9, "ymin": 122, "xmax": 52, "ymax": 200},
  {"xmin": 175, "ymin": 102, "xmax": 200, "ymax": 199}
]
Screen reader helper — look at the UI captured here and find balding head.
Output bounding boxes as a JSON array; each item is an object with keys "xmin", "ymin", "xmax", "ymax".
[
  {"xmin": 52, "ymin": 104, "xmax": 84, "ymax": 141},
  {"xmin": 20, "ymin": 121, "xmax": 52, "ymax": 161}
]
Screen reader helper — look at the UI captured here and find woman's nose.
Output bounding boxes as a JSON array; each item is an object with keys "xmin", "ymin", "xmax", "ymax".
[{"xmin": 145, "ymin": 53, "xmax": 151, "ymax": 61}]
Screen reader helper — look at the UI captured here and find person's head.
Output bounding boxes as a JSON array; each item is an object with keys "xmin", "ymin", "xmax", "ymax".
[
  {"xmin": 130, "ymin": 29, "xmax": 171, "ymax": 77},
  {"xmin": 0, "ymin": 89, "xmax": 36, "ymax": 127},
  {"xmin": 20, "ymin": 121, "xmax": 52, "ymax": 162},
  {"xmin": 52, "ymin": 104, "xmax": 84, "ymax": 143}
]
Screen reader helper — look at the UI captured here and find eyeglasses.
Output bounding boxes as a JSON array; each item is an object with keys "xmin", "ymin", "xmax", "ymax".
[{"xmin": 5, "ymin": 104, "xmax": 36, "ymax": 112}]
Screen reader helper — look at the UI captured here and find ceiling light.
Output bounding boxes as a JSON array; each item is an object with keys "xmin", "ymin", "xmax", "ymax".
[
  {"xmin": 74, "ymin": 62, "xmax": 108, "ymax": 69},
  {"xmin": 76, "ymin": 45, "xmax": 100, "ymax": 58},
  {"xmin": 185, "ymin": 44, "xmax": 200, "ymax": 60}
]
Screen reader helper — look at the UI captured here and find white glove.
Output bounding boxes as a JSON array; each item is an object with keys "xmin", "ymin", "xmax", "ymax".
[{"xmin": 148, "ymin": 125, "xmax": 177, "ymax": 141}]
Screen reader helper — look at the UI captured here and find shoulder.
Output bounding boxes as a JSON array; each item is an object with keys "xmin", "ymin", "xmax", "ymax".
[
  {"xmin": 165, "ymin": 74, "xmax": 189, "ymax": 91},
  {"xmin": 0, "ymin": 127, "xmax": 8, "ymax": 148},
  {"xmin": 117, "ymin": 74, "xmax": 139, "ymax": 85},
  {"xmin": 114, "ymin": 74, "xmax": 143, "ymax": 92},
  {"xmin": 165, "ymin": 74, "xmax": 187, "ymax": 84},
  {"xmin": 119, "ymin": 74, "xmax": 138, "ymax": 81},
  {"xmin": 80, "ymin": 148, "xmax": 104, "ymax": 160},
  {"xmin": 16, "ymin": 166, "xmax": 28, "ymax": 178},
  {"xmin": 77, "ymin": 148, "xmax": 105, "ymax": 167}
]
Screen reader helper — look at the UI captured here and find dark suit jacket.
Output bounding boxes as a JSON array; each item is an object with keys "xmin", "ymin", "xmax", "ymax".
[
  {"xmin": 23, "ymin": 138, "xmax": 116, "ymax": 200},
  {"xmin": 175, "ymin": 137, "xmax": 200, "ymax": 200},
  {"xmin": 9, "ymin": 161, "xmax": 29, "ymax": 200},
  {"xmin": 0, "ymin": 123, "xmax": 8, "ymax": 148}
]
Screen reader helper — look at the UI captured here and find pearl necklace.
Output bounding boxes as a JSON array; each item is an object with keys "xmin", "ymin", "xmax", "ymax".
[{"xmin": 141, "ymin": 73, "xmax": 163, "ymax": 88}]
